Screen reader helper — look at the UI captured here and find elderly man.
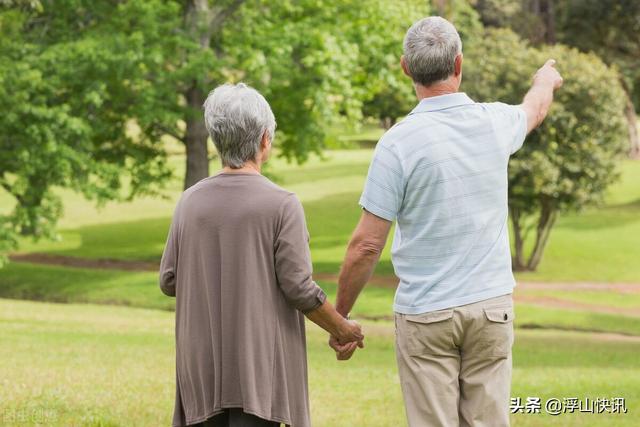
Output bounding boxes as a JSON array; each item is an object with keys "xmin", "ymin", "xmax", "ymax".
[
  {"xmin": 330, "ymin": 16, "xmax": 562, "ymax": 426},
  {"xmin": 160, "ymin": 83, "xmax": 363, "ymax": 427}
]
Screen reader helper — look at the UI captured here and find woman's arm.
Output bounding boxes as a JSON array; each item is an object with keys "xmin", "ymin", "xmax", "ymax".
[
  {"xmin": 305, "ymin": 300, "xmax": 364, "ymax": 345},
  {"xmin": 274, "ymin": 194, "xmax": 364, "ymax": 347},
  {"xmin": 159, "ymin": 208, "xmax": 180, "ymax": 297}
]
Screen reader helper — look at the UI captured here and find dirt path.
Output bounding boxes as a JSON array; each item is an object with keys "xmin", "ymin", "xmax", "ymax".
[
  {"xmin": 9, "ymin": 252, "xmax": 640, "ymax": 318},
  {"xmin": 313, "ymin": 272, "xmax": 640, "ymax": 294},
  {"xmin": 514, "ymin": 295, "xmax": 640, "ymax": 318}
]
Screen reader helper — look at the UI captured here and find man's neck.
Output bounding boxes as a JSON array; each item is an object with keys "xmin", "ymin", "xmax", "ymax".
[{"xmin": 415, "ymin": 79, "xmax": 459, "ymax": 101}]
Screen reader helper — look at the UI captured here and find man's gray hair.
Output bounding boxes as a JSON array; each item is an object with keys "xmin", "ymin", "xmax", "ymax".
[
  {"xmin": 403, "ymin": 16, "xmax": 462, "ymax": 87},
  {"xmin": 203, "ymin": 83, "xmax": 276, "ymax": 169}
]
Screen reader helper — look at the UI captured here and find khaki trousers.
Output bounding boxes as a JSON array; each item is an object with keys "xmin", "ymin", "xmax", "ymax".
[{"xmin": 395, "ymin": 294, "xmax": 514, "ymax": 427}]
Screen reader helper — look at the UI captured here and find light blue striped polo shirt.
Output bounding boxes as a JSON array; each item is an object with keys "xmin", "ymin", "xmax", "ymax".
[{"xmin": 359, "ymin": 92, "xmax": 527, "ymax": 314}]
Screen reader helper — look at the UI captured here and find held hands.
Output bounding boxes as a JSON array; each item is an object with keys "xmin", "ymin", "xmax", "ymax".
[
  {"xmin": 329, "ymin": 319, "xmax": 365, "ymax": 361},
  {"xmin": 534, "ymin": 59, "xmax": 564, "ymax": 91}
]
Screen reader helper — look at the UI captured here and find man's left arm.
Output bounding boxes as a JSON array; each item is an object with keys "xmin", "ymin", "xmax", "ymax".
[{"xmin": 330, "ymin": 210, "xmax": 392, "ymax": 358}]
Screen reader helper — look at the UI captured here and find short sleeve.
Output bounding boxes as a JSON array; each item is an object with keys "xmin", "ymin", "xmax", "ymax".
[
  {"xmin": 359, "ymin": 143, "xmax": 404, "ymax": 221},
  {"xmin": 486, "ymin": 102, "xmax": 528, "ymax": 155}
]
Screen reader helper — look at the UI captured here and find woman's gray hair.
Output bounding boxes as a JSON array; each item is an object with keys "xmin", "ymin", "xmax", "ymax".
[
  {"xmin": 403, "ymin": 16, "xmax": 462, "ymax": 87},
  {"xmin": 203, "ymin": 83, "xmax": 276, "ymax": 169}
]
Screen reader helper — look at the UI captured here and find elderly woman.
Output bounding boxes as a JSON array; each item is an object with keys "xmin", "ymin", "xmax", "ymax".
[{"xmin": 159, "ymin": 83, "xmax": 363, "ymax": 427}]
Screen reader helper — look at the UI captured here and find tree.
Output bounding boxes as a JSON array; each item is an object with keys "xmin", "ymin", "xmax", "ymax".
[
  {"xmin": 0, "ymin": 1, "xmax": 177, "ymax": 262},
  {"xmin": 471, "ymin": 0, "xmax": 640, "ymax": 158},
  {"xmin": 361, "ymin": 0, "xmax": 482, "ymax": 128},
  {"xmin": 555, "ymin": 0, "xmax": 640, "ymax": 158},
  {"xmin": 156, "ymin": 0, "xmax": 430, "ymax": 186},
  {"xmin": 463, "ymin": 29, "xmax": 627, "ymax": 270},
  {"xmin": 0, "ymin": 0, "xmax": 432, "ymax": 260}
]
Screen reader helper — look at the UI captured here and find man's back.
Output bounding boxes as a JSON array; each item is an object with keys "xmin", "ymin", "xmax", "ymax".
[
  {"xmin": 333, "ymin": 16, "xmax": 563, "ymax": 427},
  {"xmin": 359, "ymin": 92, "xmax": 527, "ymax": 314}
]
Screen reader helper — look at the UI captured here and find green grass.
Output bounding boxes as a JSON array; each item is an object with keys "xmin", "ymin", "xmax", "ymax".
[
  {"xmin": 1, "ymin": 148, "xmax": 639, "ymax": 425},
  {"xmin": 516, "ymin": 160, "xmax": 640, "ymax": 283},
  {"xmin": 0, "ymin": 262, "xmax": 172, "ymax": 311},
  {"xmin": 6, "ymin": 151, "xmax": 640, "ymax": 283},
  {"xmin": 4, "ymin": 265, "xmax": 638, "ymax": 338},
  {"xmin": 1, "ymin": 298, "xmax": 637, "ymax": 427},
  {"xmin": 319, "ymin": 282, "xmax": 640, "ymax": 337},
  {"xmin": 518, "ymin": 289, "xmax": 640, "ymax": 310},
  {"xmin": 515, "ymin": 304, "xmax": 640, "ymax": 336}
]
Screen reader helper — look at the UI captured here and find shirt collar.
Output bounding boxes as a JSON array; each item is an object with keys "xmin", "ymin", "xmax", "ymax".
[{"xmin": 409, "ymin": 92, "xmax": 475, "ymax": 115}]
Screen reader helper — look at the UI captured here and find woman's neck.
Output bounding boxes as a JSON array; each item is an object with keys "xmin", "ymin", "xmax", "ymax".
[{"xmin": 222, "ymin": 160, "xmax": 261, "ymax": 175}]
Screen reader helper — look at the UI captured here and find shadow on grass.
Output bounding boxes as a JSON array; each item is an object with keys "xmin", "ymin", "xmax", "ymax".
[
  {"xmin": 0, "ymin": 262, "xmax": 174, "ymax": 311},
  {"xmin": 513, "ymin": 329, "xmax": 640, "ymax": 368},
  {"xmin": 23, "ymin": 217, "xmax": 171, "ymax": 261},
  {"xmin": 20, "ymin": 191, "xmax": 369, "ymax": 264}
]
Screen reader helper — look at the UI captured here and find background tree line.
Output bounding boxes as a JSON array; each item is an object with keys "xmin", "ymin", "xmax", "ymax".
[{"xmin": 0, "ymin": 0, "xmax": 634, "ymax": 271}]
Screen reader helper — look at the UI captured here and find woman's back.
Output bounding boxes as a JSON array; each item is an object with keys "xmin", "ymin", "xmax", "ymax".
[{"xmin": 161, "ymin": 173, "xmax": 324, "ymax": 427}]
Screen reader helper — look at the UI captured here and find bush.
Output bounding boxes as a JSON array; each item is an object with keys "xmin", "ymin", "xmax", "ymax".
[{"xmin": 463, "ymin": 29, "xmax": 628, "ymax": 270}]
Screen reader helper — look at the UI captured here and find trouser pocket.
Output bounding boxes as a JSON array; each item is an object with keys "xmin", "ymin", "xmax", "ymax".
[
  {"xmin": 404, "ymin": 309, "xmax": 455, "ymax": 356},
  {"xmin": 479, "ymin": 305, "xmax": 515, "ymax": 357}
]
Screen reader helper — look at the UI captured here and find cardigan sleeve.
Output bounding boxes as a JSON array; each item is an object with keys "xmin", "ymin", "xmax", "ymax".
[
  {"xmin": 274, "ymin": 194, "xmax": 327, "ymax": 313},
  {"xmin": 159, "ymin": 205, "xmax": 180, "ymax": 297}
]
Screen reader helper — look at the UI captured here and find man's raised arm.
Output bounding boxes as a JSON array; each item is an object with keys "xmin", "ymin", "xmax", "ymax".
[{"xmin": 520, "ymin": 59, "xmax": 564, "ymax": 134}]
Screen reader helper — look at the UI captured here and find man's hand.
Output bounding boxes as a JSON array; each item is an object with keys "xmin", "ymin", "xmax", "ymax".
[
  {"xmin": 533, "ymin": 59, "xmax": 563, "ymax": 90},
  {"xmin": 336, "ymin": 319, "xmax": 364, "ymax": 345},
  {"xmin": 522, "ymin": 59, "xmax": 564, "ymax": 133},
  {"xmin": 329, "ymin": 333, "xmax": 365, "ymax": 361}
]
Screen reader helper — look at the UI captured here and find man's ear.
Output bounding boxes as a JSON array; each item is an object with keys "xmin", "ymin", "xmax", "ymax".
[
  {"xmin": 260, "ymin": 130, "xmax": 271, "ymax": 150},
  {"xmin": 454, "ymin": 53, "xmax": 463, "ymax": 77},
  {"xmin": 400, "ymin": 55, "xmax": 412, "ymax": 78}
]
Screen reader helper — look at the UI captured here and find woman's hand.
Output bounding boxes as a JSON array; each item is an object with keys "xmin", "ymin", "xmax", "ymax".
[{"xmin": 329, "ymin": 319, "xmax": 365, "ymax": 360}]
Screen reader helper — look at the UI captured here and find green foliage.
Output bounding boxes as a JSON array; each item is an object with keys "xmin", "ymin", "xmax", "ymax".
[
  {"xmin": 555, "ymin": 0, "xmax": 640, "ymax": 157},
  {"xmin": 472, "ymin": 0, "xmax": 640, "ymax": 108},
  {"xmin": 229, "ymin": 0, "xmax": 430, "ymax": 160},
  {"xmin": 0, "ymin": 1, "xmax": 179, "ymax": 253},
  {"xmin": 0, "ymin": 0, "xmax": 432, "ymax": 253},
  {"xmin": 464, "ymin": 29, "xmax": 628, "ymax": 269},
  {"xmin": 361, "ymin": 0, "xmax": 483, "ymax": 128}
]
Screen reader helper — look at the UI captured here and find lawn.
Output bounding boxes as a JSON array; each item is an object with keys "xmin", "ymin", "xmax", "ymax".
[
  {"xmin": 1, "ymin": 298, "xmax": 638, "ymax": 427},
  {"xmin": 1, "ymin": 263, "xmax": 638, "ymax": 337},
  {"xmin": 6, "ymin": 150, "xmax": 640, "ymax": 282},
  {"xmin": 1, "ymin": 148, "xmax": 639, "ymax": 426}
]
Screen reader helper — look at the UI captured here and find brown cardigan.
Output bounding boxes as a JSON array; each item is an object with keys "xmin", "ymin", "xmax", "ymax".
[{"xmin": 160, "ymin": 173, "xmax": 326, "ymax": 427}]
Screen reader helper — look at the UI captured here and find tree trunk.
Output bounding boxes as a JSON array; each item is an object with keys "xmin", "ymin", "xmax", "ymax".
[
  {"xmin": 381, "ymin": 117, "xmax": 396, "ymax": 130},
  {"xmin": 181, "ymin": 0, "xmax": 245, "ymax": 188},
  {"xmin": 432, "ymin": 0, "xmax": 450, "ymax": 19},
  {"xmin": 540, "ymin": 0, "xmax": 556, "ymax": 44},
  {"xmin": 509, "ymin": 206, "xmax": 527, "ymax": 271},
  {"xmin": 619, "ymin": 78, "xmax": 640, "ymax": 159},
  {"xmin": 184, "ymin": 85, "xmax": 210, "ymax": 189},
  {"xmin": 526, "ymin": 199, "xmax": 557, "ymax": 271},
  {"xmin": 528, "ymin": 0, "xmax": 556, "ymax": 44}
]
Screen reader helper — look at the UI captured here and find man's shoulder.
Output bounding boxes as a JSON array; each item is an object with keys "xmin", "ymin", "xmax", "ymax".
[
  {"xmin": 477, "ymin": 101, "xmax": 524, "ymax": 115},
  {"xmin": 377, "ymin": 116, "xmax": 422, "ymax": 150}
]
